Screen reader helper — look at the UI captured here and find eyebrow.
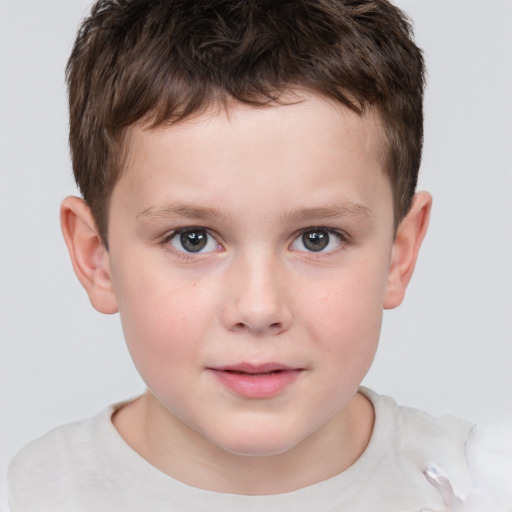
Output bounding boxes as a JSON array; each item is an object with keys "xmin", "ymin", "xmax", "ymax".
[
  {"xmin": 137, "ymin": 203, "xmax": 232, "ymax": 223},
  {"xmin": 137, "ymin": 201, "xmax": 372, "ymax": 224},
  {"xmin": 281, "ymin": 202, "xmax": 373, "ymax": 223}
]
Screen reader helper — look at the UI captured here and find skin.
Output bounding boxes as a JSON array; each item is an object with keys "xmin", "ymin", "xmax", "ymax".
[{"xmin": 61, "ymin": 92, "xmax": 431, "ymax": 495}]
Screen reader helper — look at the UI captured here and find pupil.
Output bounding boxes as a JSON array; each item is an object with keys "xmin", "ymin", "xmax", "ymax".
[
  {"xmin": 303, "ymin": 230, "xmax": 329, "ymax": 251},
  {"xmin": 180, "ymin": 230, "xmax": 207, "ymax": 252}
]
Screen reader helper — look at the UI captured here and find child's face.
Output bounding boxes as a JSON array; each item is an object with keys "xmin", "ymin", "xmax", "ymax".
[{"xmin": 106, "ymin": 93, "xmax": 396, "ymax": 457}]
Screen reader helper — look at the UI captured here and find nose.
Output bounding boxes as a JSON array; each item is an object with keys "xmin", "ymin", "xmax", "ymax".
[{"xmin": 220, "ymin": 253, "xmax": 293, "ymax": 336}]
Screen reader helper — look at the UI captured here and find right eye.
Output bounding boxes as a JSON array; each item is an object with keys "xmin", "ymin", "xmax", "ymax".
[{"xmin": 168, "ymin": 228, "xmax": 220, "ymax": 253}]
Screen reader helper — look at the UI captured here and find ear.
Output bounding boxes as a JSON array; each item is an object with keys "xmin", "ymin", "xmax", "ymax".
[
  {"xmin": 383, "ymin": 191, "xmax": 432, "ymax": 309},
  {"xmin": 60, "ymin": 196, "xmax": 118, "ymax": 314}
]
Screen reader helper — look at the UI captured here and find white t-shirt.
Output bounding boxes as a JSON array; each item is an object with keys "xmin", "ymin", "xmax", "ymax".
[{"xmin": 7, "ymin": 388, "xmax": 510, "ymax": 511}]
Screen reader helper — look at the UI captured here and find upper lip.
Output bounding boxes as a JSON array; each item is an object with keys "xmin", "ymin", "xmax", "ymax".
[{"xmin": 209, "ymin": 363, "xmax": 300, "ymax": 374}]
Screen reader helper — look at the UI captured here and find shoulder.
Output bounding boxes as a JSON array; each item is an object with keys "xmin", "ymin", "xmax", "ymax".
[
  {"xmin": 8, "ymin": 407, "xmax": 116, "ymax": 512},
  {"xmin": 387, "ymin": 393, "xmax": 474, "ymax": 460},
  {"xmin": 360, "ymin": 388, "xmax": 474, "ymax": 497},
  {"xmin": 362, "ymin": 388, "xmax": 512, "ymax": 510},
  {"xmin": 9, "ymin": 414, "xmax": 96, "ymax": 469},
  {"xmin": 363, "ymin": 386, "xmax": 474, "ymax": 455}
]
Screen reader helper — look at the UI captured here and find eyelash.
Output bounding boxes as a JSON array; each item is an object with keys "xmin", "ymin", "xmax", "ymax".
[
  {"xmin": 161, "ymin": 226, "xmax": 350, "ymax": 258},
  {"xmin": 291, "ymin": 227, "xmax": 349, "ymax": 255},
  {"xmin": 161, "ymin": 227, "xmax": 222, "ymax": 260}
]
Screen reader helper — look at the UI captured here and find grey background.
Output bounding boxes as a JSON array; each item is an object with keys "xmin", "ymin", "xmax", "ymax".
[{"xmin": 1, "ymin": 0, "xmax": 511, "ymax": 508}]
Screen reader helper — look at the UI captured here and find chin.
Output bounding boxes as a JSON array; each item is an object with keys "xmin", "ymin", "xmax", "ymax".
[
  {"xmin": 222, "ymin": 441, "xmax": 296, "ymax": 458},
  {"xmin": 209, "ymin": 425, "xmax": 303, "ymax": 458}
]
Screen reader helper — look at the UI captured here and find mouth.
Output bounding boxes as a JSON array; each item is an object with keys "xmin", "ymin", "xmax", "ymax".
[
  {"xmin": 212, "ymin": 363, "xmax": 298, "ymax": 374},
  {"xmin": 224, "ymin": 369, "xmax": 286, "ymax": 376},
  {"xmin": 207, "ymin": 363, "xmax": 303, "ymax": 398}
]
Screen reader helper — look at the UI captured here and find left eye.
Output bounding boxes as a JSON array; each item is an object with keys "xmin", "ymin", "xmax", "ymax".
[
  {"xmin": 169, "ymin": 228, "xmax": 219, "ymax": 253},
  {"xmin": 290, "ymin": 229, "xmax": 344, "ymax": 253}
]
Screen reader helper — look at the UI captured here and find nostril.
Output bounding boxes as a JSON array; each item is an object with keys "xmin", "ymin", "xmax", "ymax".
[{"xmin": 232, "ymin": 321, "xmax": 282, "ymax": 332}]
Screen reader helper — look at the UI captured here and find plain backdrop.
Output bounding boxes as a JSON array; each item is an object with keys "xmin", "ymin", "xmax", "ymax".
[{"xmin": 1, "ymin": 0, "xmax": 511, "ymax": 508}]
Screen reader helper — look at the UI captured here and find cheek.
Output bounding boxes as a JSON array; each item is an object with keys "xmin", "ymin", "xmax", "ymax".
[
  {"xmin": 301, "ymin": 261, "xmax": 387, "ymax": 360},
  {"xmin": 113, "ymin": 267, "xmax": 215, "ymax": 383}
]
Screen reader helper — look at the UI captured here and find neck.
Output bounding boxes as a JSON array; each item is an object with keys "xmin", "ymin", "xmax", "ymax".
[{"xmin": 112, "ymin": 390, "xmax": 374, "ymax": 495}]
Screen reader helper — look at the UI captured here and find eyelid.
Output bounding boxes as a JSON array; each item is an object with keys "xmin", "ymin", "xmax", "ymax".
[
  {"xmin": 160, "ymin": 225, "xmax": 349, "ymax": 258},
  {"xmin": 161, "ymin": 225, "xmax": 217, "ymax": 240},
  {"xmin": 290, "ymin": 227, "xmax": 349, "ymax": 253},
  {"xmin": 162, "ymin": 226, "xmax": 223, "ymax": 256}
]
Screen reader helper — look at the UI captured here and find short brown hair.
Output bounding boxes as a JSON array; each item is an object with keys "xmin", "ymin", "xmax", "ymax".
[{"xmin": 67, "ymin": 0, "xmax": 425, "ymax": 243}]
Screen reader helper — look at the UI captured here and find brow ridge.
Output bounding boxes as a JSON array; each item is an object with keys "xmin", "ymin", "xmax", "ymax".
[
  {"xmin": 137, "ymin": 203, "xmax": 231, "ymax": 223},
  {"xmin": 281, "ymin": 202, "xmax": 373, "ymax": 223},
  {"xmin": 137, "ymin": 201, "xmax": 372, "ymax": 224}
]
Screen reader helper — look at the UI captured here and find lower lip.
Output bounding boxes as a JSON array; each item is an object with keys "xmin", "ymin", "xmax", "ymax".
[{"xmin": 209, "ymin": 369, "xmax": 302, "ymax": 399}]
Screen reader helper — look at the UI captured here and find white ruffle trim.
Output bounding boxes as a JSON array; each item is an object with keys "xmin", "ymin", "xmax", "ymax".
[{"xmin": 420, "ymin": 425, "xmax": 512, "ymax": 512}]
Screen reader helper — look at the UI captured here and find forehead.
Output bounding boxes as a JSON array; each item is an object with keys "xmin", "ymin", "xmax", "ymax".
[
  {"xmin": 114, "ymin": 93, "xmax": 392, "ymax": 226},
  {"xmin": 125, "ymin": 92, "xmax": 386, "ymax": 171}
]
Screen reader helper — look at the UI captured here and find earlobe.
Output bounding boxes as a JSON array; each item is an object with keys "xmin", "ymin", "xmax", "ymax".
[
  {"xmin": 383, "ymin": 191, "xmax": 432, "ymax": 309},
  {"xmin": 60, "ymin": 196, "xmax": 118, "ymax": 314}
]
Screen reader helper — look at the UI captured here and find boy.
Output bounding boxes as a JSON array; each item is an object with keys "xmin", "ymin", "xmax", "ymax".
[{"xmin": 6, "ymin": 0, "xmax": 510, "ymax": 510}]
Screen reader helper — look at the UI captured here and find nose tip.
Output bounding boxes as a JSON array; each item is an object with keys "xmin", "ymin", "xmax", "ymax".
[
  {"xmin": 230, "ymin": 316, "xmax": 289, "ymax": 336},
  {"xmin": 221, "ymin": 260, "xmax": 293, "ymax": 336}
]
